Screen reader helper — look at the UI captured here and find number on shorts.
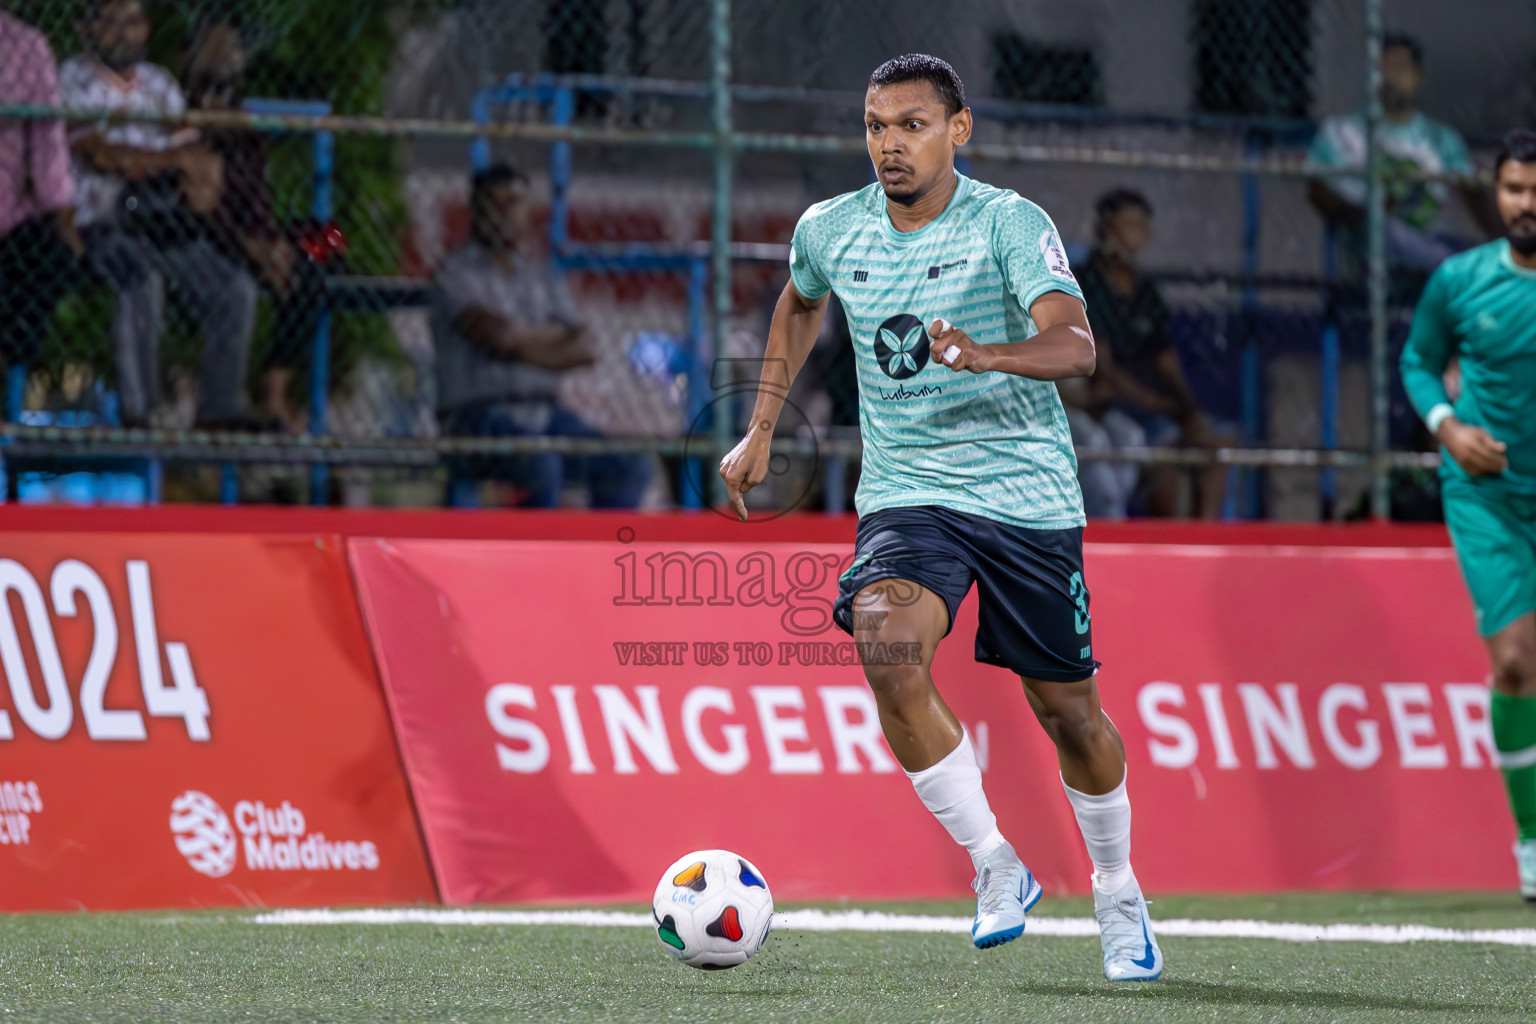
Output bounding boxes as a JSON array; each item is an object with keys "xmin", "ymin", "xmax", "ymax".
[{"xmin": 1068, "ymin": 571, "xmax": 1090, "ymax": 635}]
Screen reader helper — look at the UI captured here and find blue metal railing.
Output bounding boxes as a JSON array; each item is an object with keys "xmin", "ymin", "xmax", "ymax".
[{"xmin": 242, "ymin": 98, "xmax": 334, "ymax": 506}]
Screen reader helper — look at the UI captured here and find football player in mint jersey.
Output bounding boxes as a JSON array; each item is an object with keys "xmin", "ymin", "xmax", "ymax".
[
  {"xmin": 1401, "ymin": 129, "xmax": 1536, "ymax": 899},
  {"xmin": 719, "ymin": 54, "xmax": 1162, "ymax": 982}
]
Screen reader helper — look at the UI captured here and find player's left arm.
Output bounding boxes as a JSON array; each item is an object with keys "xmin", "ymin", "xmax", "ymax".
[
  {"xmin": 1401, "ymin": 263, "xmax": 1508, "ymax": 476},
  {"xmin": 927, "ymin": 291, "xmax": 1094, "ymax": 380}
]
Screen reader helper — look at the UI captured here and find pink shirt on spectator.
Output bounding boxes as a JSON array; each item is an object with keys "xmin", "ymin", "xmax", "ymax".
[{"xmin": 0, "ymin": 10, "xmax": 73, "ymax": 239}]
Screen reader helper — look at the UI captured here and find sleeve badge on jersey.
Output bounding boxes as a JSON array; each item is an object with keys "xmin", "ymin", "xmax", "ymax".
[{"xmin": 1038, "ymin": 229, "xmax": 1076, "ymax": 282}]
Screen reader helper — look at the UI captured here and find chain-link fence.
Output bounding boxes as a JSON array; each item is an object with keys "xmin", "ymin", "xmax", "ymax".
[{"xmin": 0, "ymin": 0, "xmax": 1530, "ymax": 515}]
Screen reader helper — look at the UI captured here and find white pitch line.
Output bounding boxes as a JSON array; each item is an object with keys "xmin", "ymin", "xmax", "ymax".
[{"xmin": 252, "ymin": 907, "xmax": 1536, "ymax": 947}]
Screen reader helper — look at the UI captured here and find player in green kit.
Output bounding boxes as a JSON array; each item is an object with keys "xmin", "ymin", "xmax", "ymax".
[
  {"xmin": 1401, "ymin": 129, "xmax": 1536, "ymax": 899},
  {"xmin": 718, "ymin": 54, "xmax": 1163, "ymax": 981}
]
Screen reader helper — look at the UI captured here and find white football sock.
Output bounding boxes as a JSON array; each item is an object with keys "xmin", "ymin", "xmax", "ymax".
[
  {"xmin": 1062, "ymin": 773, "xmax": 1133, "ymax": 895},
  {"xmin": 905, "ymin": 731, "xmax": 1007, "ymax": 868}
]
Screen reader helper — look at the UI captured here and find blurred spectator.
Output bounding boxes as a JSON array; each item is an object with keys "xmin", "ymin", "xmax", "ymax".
[
  {"xmin": 180, "ymin": 14, "xmax": 327, "ymax": 433},
  {"xmin": 60, "ymin": 0, "xmax": 259, "ymax": 428},
  {"xmin": 1074, "ymin": 189, "xmax": 1230, "ymax": 519},
  {"xmin": 1058, "ymin": 365, "xmax": 1144, "ymax": 520},
  {"xmin": 1307, "ymin": 33, "xmax": 1499, "ymax": 294},
  {"xmin": 0, "ymin": 7, "xmax": 85, "ymax": 398},
  {"xmin": 432, "ymin": 163, "xmax": 651, "ymax": 508}
]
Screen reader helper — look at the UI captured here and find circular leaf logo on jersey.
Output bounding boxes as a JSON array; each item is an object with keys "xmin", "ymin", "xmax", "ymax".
[
  {"xmin": 169, "ymin": 790, "xmax": 237, "ymax": 878},
  {"xmin": 873, "ymin": 314, "xmax": 929, "ymax": 380}
]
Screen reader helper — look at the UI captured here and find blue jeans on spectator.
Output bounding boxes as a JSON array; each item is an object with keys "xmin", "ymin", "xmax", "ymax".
[{"xmin": 443, "ymin": 401, "xmax": 651, "ymax": 509}]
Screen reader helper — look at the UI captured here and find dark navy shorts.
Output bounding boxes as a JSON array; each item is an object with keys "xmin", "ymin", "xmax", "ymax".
[{"xmin": 832, "ymin": 505, "xmax": 1099, "ymax": 682}]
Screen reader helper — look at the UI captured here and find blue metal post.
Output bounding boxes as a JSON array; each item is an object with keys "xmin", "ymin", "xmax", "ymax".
[
  {"xmin": 239, "ymin": 99, "xmax": 334, "ymax": 506},
  {"xmin": 1236, "ymin": 135, "xmax": 1263, "ymax": 519},
  {"xmin": 309, "ymin": 126, "xmax": 335, "ymax": 505},
  {"xmin": 219, "ymin": 463, "xmax": 238, "ymax": 504},
  {"xmin": 1319, "ymin": 230, "xmax": 1340, "ymax": 518},
  {"xmin": 823, "ymin": 457, "xmax": 846, "ymax": 514},
  {"xmin": 4, "ymin": 365, "xmax": 23, "ymax": 421},
  {"xmin": 549, "ymin": 85, "xmax": 574, "ymax": 258},
  {"xmin": 470, "ymin": 89, "xmax": 492, "ymax": 172},
  {"xmin": 0, "ymin": 364, "xmax": 21, "ymax": 504},
  {"xmin": 682, "ymin": 257, "xmax": 707, "ymax": 510}
]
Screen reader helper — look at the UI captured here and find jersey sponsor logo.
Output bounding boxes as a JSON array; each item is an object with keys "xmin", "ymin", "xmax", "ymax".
[
  {"xmin": 852, "ymin": 269, "xmax": 868, "ymax": 283},
  {"xmin": 872, "ymin": 313, "xmax": 930, "ymax": 380},
  {"xmin": 876, "ymin": 383, "xmax": 944, "ymax": 402},
  {"xmin": 1039, "ymin": 230, "xmax": 1075, "ymax": 282},
  {"xmin": 925, "ymin": 258, "xmax": 969, "ymax": 280}
]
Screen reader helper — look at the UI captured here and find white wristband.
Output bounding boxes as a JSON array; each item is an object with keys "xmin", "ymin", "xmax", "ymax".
[{"xmin": 1425, "ymin": 403, "xmax": 1454, "ymax": 435}]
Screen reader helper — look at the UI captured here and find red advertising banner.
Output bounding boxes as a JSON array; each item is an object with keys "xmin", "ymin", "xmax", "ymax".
[
  {"xmin": 0, "ymin": 533, "xmax": 435, "ymax": 911},
  {"xmin": 352, "ymin": 534, "xmax": 1502, "ymax": 905}
]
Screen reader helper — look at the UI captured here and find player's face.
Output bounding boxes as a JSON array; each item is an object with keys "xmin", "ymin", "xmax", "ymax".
[
  {"xmin": 1379, "ymin": 45, "xmax": 1421, "ymax": 114},
  {"xmin": 864, "ymin": 81, "xmax": 972, "ymax": 205},
  {"xmin": 1496, "ymin": 159, "xmax": 1536, "ymax": 253}
]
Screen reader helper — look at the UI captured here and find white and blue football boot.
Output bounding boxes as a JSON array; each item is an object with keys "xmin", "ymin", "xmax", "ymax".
[
  {"xmin": 1094, "ymin": 873, "xmax": 1163, "ymax": 981},
  {"xmin": 1516, "ymin": 840, "xmax": 1536, "ymax": 902},
  {"xmin": 970, "ymin": 842, "xmax": 1042, "ymax": 949}
]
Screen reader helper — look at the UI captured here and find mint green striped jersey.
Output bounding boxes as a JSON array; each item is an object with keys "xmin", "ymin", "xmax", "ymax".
[
  {"xmin": 1401, "ymin": 239, "xmax": 1536, "ymax": 496},
  {"xmin": 789, "ymin": 174, "xmax": 1086, "ymax": 529}
]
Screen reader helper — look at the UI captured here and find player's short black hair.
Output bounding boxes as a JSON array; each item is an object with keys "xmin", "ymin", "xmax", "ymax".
[
  {"xmin": 1382, "ymin": 32, "xmax": 1424, "ymax": 68},
  {"xmin": 1094, "ymin": 188, "xmax": 1153, "ymax": 237},
  {"xmin": 1495, "ymin": 129, "xmax": 1536, "ymax": 178},
  {"xmin": 471, "ymin": 162, "xmax": 528, "ymax": 205},
  {"xmin": 868, "ymin": 54, "xmax": 966, "ymax": 118}
]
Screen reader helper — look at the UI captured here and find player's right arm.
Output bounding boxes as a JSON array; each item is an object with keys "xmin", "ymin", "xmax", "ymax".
[
  {"xmin": 719, "ymin": 279, "xmax": 829, "ymax": 521},
  {"xmin": 1401, "ymin": 263, "xmax": 1508, "ymax": 476}
]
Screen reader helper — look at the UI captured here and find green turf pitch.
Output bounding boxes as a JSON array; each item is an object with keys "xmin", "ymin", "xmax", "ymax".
[{"xmin": 3, "ymin": 894, "xmax": 1535, "ymax": 1023}]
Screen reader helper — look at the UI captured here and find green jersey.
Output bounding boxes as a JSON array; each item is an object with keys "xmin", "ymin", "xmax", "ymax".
[
  {"xmin": 789, "ymin": 174, "xmax": 1085, "ymax": 529},
  {"xmin": 1401, "ymin": 239, "xmax": 1536, "ymax": 496},
  {"xmin": 1308, "ymin": 112, "xmax": 1472, "ymax": 232}
]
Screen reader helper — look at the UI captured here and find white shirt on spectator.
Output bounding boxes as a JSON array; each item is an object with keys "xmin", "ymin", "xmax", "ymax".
[{"xmin": 57, "ymin": 56, "xmax": 196, "ymax": 227}]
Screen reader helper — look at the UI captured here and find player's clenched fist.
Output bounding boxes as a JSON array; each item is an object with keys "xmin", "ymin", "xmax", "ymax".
[
  {"xmin": 928, "ymin": 318, "xmax": 995, "ymax": 374},
  {"xmin": 1438, "ymin": 418, "xmax": 1509, "ymax": 477},
  {"xmin": 718, "ymin": 422, "xmax": 773, "ymax": 521}
]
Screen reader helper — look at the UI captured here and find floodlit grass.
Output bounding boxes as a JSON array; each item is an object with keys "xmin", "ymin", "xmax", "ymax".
[{"xmin": 2, "ymin": 893, "xmax": 1534, "ymax": 1023}]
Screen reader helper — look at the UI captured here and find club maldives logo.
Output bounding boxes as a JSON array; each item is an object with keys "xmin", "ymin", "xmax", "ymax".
[
  {"xmin": 169, "ymin": 790, "xmax": 238, "ymax": 878},
  {"xmin": 169, "ymin": 790, "xmax": 380, "ymax": 876},
  {"xmin": 872, "ymin": 313, "xmax": 929, "ymax": 380}
]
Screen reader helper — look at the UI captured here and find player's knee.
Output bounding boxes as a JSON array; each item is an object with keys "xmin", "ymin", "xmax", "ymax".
[
  {"xmin": 1036, "ymin": 703, "xmax": 1103, "ymax": 757},
  {"xmin": 1491, "ymin": 642, "xmax": 1536, "ymax": 696},
  {"xmin": 862, "ymin": 661, "xmax": 930, "ymax": 708}
]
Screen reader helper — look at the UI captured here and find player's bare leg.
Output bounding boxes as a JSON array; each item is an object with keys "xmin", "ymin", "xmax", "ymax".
[
  {"xmin": 1487, "ymin": 612, "xmax": 1536, "ymax": 899},
  {"xmin": 853, "ymin": 579, "xmax": 1040, "ymax": 948},
  {"xmin": 1024, "ymin": 675, "xmax": 1163, "ymax": 981},
  {"xmin": 1022, "ymin": 676, "xmax": 1125, "ymax": 794},
  {"xmin": 851, "ymin": 579, "xmax": 956, "ymax": 769}
]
